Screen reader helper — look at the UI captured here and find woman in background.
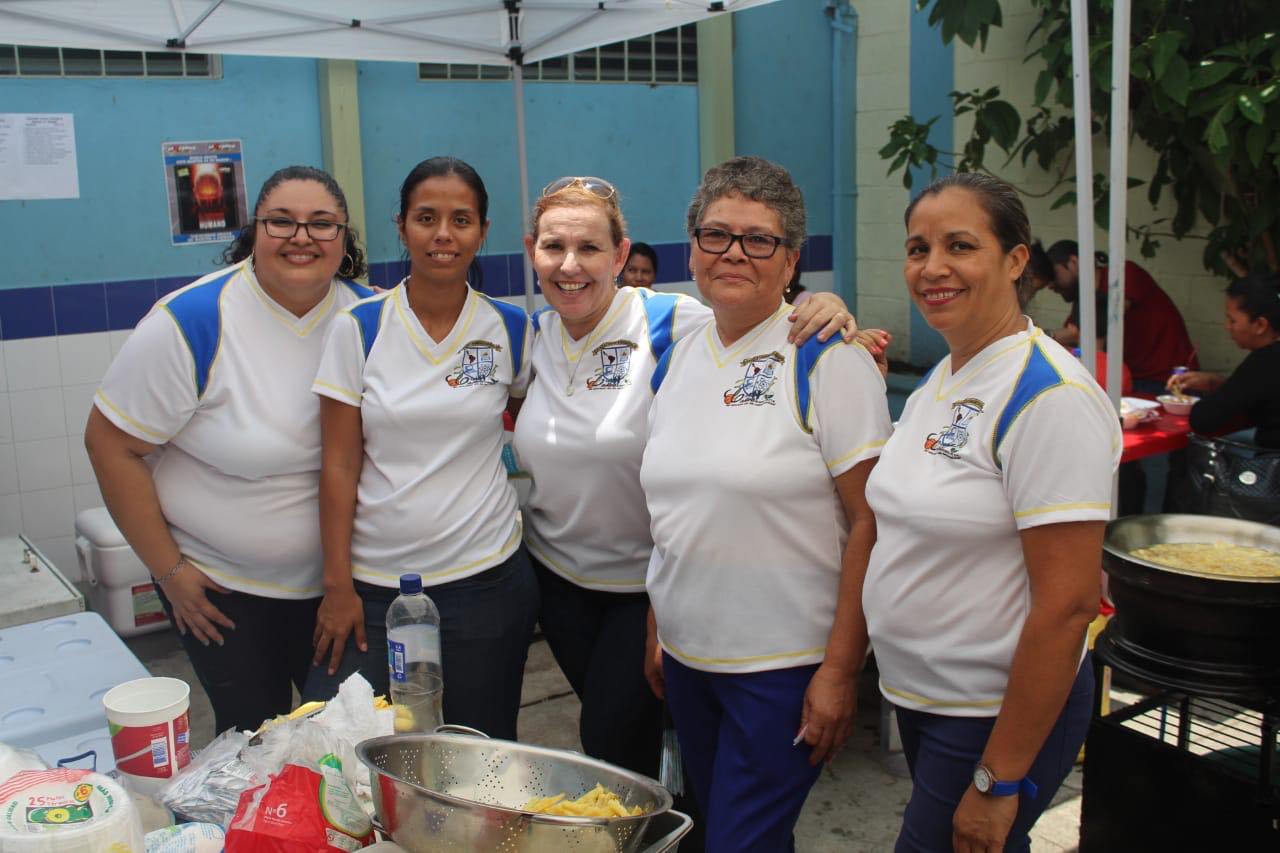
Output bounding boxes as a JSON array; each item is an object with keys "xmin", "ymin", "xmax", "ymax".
[{"xmin": 621, "ymin": 240, "xmax": 659, "ymax": 288}]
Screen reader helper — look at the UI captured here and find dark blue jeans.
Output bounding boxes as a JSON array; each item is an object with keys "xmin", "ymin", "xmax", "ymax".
[
  {"xmin": 893, "ymin": 657, "xmax": 1095, "ymax": 853},
  {"xmin": 302, "ymin": 547, "xmax": 539, "ymax": 740}
]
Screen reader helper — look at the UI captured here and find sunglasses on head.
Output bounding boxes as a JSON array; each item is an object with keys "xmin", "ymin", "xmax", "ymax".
[{"xmin": 541, "ymin": 176, "xmax": 617, "ymax": 200}]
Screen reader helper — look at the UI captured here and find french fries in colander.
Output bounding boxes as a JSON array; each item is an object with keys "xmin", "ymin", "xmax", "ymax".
[{"xmin": 523, "ymin": 783, "xmax": 644, "ymax": 817}]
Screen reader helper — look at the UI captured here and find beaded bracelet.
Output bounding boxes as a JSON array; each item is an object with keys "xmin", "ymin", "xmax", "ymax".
[{"xmin": 154, "ymin": 555, "xmax": 189, "ymax": 587}]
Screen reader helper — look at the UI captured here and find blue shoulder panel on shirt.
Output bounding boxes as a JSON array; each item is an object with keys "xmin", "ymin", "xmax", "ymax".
[
  {"xmin": 349, "ymin": 297, "xmax": 388, "ymax": 361},
  {"xmin": 339, "ymin": 278, "xmax": 375, "ymax": 300},
  {"xmin": 915, "ymin": 363, "xmax": 938, "ymax": 390},
  {"xmin": 482, "ymin": 295, "xmax": 529, "ymax": 376},
  {"xmin": 164, "ymin": 268, "xmax": 237, "ymax": 399},
  {"xmin": 993, "ymin": 342, "xmax": 1064, "ymax": 462},
  {"xmin": 794, "ymin": 335, "xmax": 843, "ymax": 433},
  {"xmin": 637, "ymin": 290, "xmax": 681, "ymax": 361},
  {"xmin": 650, "ymin": 340, "xmax": 675, "ymax": 395},
  {"xmin": 531, "ymin": 305, "xmax": 553, "ymax": 334}
]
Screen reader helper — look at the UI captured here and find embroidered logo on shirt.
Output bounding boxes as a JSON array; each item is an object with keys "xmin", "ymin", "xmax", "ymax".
[
  {"xmin": 924, "ymin": 397, "xmax": 985, "ymax": 458},
  {"xmin": 446, "ymin": 340, "xmax": 503, "ymax": 387},
  {"xmin": 586, "ymin": 339, "xmax": 638, "ymax": 390},
  {"xmin": 724, "ymin": 352, "xmax": 784, "ymax": 407}
]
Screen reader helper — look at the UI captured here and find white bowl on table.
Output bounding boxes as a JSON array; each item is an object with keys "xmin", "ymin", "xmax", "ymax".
[{"xmin": 1157, "ymin": 394, "xmax": 1198, "ymax": 416}]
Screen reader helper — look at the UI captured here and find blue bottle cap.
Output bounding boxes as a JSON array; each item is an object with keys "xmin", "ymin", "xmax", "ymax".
[{"xmin": 399, "ymin": 573, "xmax": 423, "ymax": 595}]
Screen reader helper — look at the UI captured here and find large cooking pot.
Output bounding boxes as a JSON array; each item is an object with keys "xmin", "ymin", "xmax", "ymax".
[
  {"xmin": 356, "ymin": 730, "xmax": 679, "ymax": 852},
  {"xmin": 1101, "ymin": 514, "xmax": 1280, "ymax": 698}
]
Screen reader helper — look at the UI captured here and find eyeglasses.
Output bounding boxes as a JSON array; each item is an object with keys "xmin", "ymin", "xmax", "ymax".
[
  {"xmin": 255, "ymin": 216, "xmax": 346, "ymax": 242},
  {"xmin": 541, "ymin": 176, "xmax": 617, "ymax": 200},
  {"xmin": 693, "ymin": 227, "xmax": 787, "ymax": 259}
]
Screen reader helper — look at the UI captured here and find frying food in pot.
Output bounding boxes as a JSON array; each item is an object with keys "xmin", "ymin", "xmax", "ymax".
[
  {"xmin": 524, "ymin": 783, "xmax": 646, "ymax": 817},
  {"xmin": 1130, "ymin": 542, "xmax": 1280, "ymax": 577}
]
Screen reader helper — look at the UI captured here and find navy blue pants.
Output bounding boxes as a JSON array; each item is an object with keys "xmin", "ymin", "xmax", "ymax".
[
  {"xmin": 893, "ymin": 658, "xmax": 1095, "ymax": 853},
  {"xmin": 301, "ymin": 547, "xmax": 539, "ymax": 740},
  {"xmin": 662, "ymin": 653, "xmax": 821, "ymax": 853}
]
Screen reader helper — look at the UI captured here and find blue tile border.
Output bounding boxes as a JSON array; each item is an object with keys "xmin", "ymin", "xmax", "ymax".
[{"xmin": 0, "ymin": 235, "xmax": 835, "ymax": 339}]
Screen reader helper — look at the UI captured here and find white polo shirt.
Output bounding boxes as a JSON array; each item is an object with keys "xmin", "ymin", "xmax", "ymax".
[
  {"xmin": 640, "ymin": 301, "xmax": 892, "ymax": 674},
  {"xmin": 313, "ymin": 282, "xmax": 532, "ymax": 588},
  {"xmin": 514, "ymin": 286, "xmax": 709, "ymax": 591},
  {"xmin": 94, "ymin": 261, "xmax": 371, "ymax": 598},
  {"xmin": 863, "ymin": 322, "xmax": 1121, "ymax": 716}
]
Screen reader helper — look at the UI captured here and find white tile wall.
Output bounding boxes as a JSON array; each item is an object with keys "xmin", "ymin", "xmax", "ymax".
[
  {"xmin": 57, "ymin": 333, "xmax": 111, "ymax": 387},
  {"xmin": 19, "ymin": 485, "xmax": 74, "ymax": 540},
  {"xmin": 0, "ymin": 343, "xmax": 7, "ymax": 392},
  {"xmin": 15, "ymin": 437, "xmax": 72, "ymax": 492},
  {"xmin": 10, "ymin": 387, "xmax": 67, "ymax": 442},
  {"xmin": 4, "ymin": 338, "xmax": 62, "ymax": 392},
  {"xmin": 0, "ymin": 494, "xmax": 20, "ymax": 537},
  {"xmin": 0, "ymin": 393, "xmax": 11, "ymax": 445},
  {"xmin": 63, "ymin": 382, "xmax": 98, "ymax": 438},
  {"xmin": 0, "ymin": 443, "xmax": 15, "ymax": 495}
]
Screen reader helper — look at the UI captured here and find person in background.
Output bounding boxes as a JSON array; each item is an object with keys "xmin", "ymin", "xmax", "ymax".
[
  {"xmin": 1041, "ymin": 240, "xmax": 1197, "ymax": 393},
  {"xmin": 641, "ymin": 156, "xmax": 891, "ymax": 851},
  {"xmin": 304, "ymin": 157, "xmax": 536, "ymax": 740},
  {"xmin": 86, "ymin": 166, "xmax": 372, "ymax": 734},
  {"xmin": 1168, "ymin": 271, "xmax": 1280, "ymax": 448},
  {"xmin": 516, "ymin": 174, "xmax": 856, "ymax": 797},
  {"xmin": 863, "ymin": 173, "xmax": 1119, "ymax": 852},
  {"xmin": 621, "ymin": 240, "xmax": 659, "ymax": 288}
]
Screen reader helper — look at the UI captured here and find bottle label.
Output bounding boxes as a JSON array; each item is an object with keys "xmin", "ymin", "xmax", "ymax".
[{"xmin": 388, "ymin": 639, "xmax": 407, "ymax": 683}]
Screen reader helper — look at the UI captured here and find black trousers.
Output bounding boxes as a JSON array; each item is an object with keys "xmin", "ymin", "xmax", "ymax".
[{"xmin": 155, "ymin": 584, "xmax": 319, "ymax": 735}]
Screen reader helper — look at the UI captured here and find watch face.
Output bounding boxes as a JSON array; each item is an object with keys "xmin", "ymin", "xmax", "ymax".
[{"xmin": 974, "ymin": 765, "xmax": 993, "ymax": 793}]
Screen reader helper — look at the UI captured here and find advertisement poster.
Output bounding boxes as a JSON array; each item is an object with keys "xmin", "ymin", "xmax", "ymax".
[
  {"xmin": 161, "ymin": 139, "xmax": 248, "ymax": 245},
  {"xmin": 0, "ymin": 113, "xmax": 80, "ymax": 200}
]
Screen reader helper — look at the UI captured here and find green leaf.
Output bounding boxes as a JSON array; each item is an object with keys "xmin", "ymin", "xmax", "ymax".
[
  {"xmin": 1206, "ymin": 115, "xmax": 1229, "ymax": 153},
  {"xmin": 1050, "ymin": 191, "xmax": 1076, "ymax": 211},
  {"xmin": 1261, "ymin": 83, "xmax": 1279, "ymax": 104},
  {"xmin": 982, "ymin": 100, "xmax": 1023, "ymax": 152},
  {"xmin": 1189, "ymin": 60, "xmax": 1238, "ymax": 91},
  {"xmin": 1034, "ymin": 69, "xmax": 1053, "ymax": 105},
  {"xmin": 1149, "ymin": 31, "xmax": 1183, "ymax": 80},
  {"xmin": 1160, "ymin": 55, "xmax": 1191, "ymax": 107},
  {"xmin": 1238, "ymin": 90, "xmax": 1266, "ymax": 124},
  {"xmin": 1246, "ymin": 123, "xmax": 1267, "ymax": 168}
]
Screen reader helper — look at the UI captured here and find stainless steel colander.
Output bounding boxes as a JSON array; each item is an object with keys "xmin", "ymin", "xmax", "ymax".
[{"xmin": 356, "ymin": 732, "xmax": 677, "ymax": 852}]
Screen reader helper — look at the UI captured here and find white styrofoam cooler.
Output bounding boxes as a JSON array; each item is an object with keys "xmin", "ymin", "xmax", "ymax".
[{"xmin": 74, "ymin": 508, "xmax": 171, "ymax": 638}]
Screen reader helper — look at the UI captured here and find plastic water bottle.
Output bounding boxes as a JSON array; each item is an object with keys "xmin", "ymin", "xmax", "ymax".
[{"xmin": 386, "ymin": 573, "xmax": 443, "ymax": 732}]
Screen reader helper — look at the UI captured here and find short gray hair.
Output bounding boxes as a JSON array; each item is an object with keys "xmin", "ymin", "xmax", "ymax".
[{"xmin": 686, "ymin": 156, "xmax": 806, "ymax": 249}]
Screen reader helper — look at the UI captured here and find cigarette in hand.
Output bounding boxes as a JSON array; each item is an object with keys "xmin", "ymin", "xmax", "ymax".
[{"xmin": 792, "ymin": 725, "xmax": 809, "ymax": 747}]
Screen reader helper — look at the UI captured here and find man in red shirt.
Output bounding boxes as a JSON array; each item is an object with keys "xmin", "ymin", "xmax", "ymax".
[{"xmin": 1042, "ymin": 241, "xmax": 1198, "ymax": 393}]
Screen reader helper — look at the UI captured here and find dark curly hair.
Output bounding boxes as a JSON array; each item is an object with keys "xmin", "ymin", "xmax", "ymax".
[{"xmin": 220, "ymin": 165, "xmax": 367, "ymax": 279}]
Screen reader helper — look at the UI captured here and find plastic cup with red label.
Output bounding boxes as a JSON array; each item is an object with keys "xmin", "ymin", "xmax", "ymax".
[{"xmin": 102, "ymin": 676, "xmax": 192, "ymax": 794}]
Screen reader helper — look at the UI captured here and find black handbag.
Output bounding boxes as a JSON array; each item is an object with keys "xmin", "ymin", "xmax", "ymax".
[{"xmin": 1180, "ymin": 433, "xmax": 1280, "ymax": 525}]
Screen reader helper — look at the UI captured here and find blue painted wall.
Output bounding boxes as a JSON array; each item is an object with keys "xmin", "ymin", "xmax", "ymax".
[
  {"xmin": 0, "ymin": 56, "xmax": 323, "ymax": 289},
  {"xmin": 908, "ymin": 0, "xmax": 954, "ymax": 365},
  {"xmin": 733, "ymin": 0, "xmax": 834, "ymax": 237}
]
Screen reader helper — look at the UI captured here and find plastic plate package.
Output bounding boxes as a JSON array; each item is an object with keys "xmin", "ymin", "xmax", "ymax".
[
  {"xmin": 145, "ymin": 821, "xmax": 226, "ymax": 852},
  {"xmin": 158, "ymin": 728, "xmax": 258, "ymax": 827}
]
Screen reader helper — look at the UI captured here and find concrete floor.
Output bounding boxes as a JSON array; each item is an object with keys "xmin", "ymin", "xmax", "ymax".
[{"xmin": 124, "ymin": 627, "xmax": 1085, "ymax": 851}]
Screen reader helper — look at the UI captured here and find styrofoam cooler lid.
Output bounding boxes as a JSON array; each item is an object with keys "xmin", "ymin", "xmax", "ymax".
[
  {"xmin": 74, "ymin": 509, "xmax": 129, "ymax": 549},
  {"xmin": 0, "ymin": 768, "xmax": 144, "ymax": 852}
]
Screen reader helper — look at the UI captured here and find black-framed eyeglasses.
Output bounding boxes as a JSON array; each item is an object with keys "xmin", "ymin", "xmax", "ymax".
[
  {"xmin": 541, "ymin": 175, "xmax": 617, "ymax": 200},
  {"xmin": 255, "ymin": 216, "xmax": 346, "ymax": 241},
  {"xmin": 693, "ymin": 227, "xmax": 787, "ymax": 259}
]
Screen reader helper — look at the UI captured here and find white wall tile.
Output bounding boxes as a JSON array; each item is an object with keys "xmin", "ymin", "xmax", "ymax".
[
  {"xmin": 0, "ymin": 443, "xmax": 15, "ymax": 496},
  {"xmin": 32, "ymin": 535, "xmax": 80, "ymax": 581},
  {"xmin": 62, "ymin": 383, "xmax": 98, "ymax": 437},
  {"xmin": 10, "ymin": 387, "xmax": 68, "ymax": 441},
  {"xmin": 109, "ymin": 330, "xmax": 134, "ymax": 358},
  {"xmin": 15, "ymin": 437, "xmax": 72, "ymax": 492},
  {"xmin": 0, "ymin": 392, "xmax": 10, "ymax": 445},
  {"xmin": 68, "ymin": 434, "xmax": 96, "ymax": 485},
  {"xmin": 0, "ymin": 343, "xmax": 7, "ymax": 393},
  {"xmin": 20, "ymin": 486, "xmax": 75, "ymax": 539},
  {"xmin": 0, "ymin": 494, "xmax": 20, "ymax": 537},
  {"xmin": 4, "ymin": 337, "xmax": 62, "ymax": 391},
  {"xmin": 57, "ymin": 332, "xmax": 112, "ymax": 387},
  {"xmin": 73, "ymin": 482, "xmax": 103, "ymax": 513}
]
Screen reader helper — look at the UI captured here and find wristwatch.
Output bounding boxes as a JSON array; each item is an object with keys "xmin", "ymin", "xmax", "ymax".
[{"xmin": 973, "ymin": 764, "xmax": 1038, "ymax": 798}]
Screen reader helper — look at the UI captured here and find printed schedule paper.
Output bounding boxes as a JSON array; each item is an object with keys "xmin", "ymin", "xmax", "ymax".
[{"xmin": 0, "ymin": 113, "xmax": 81, "ymax": 200}]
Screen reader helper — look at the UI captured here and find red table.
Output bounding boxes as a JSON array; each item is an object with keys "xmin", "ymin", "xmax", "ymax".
[{"xmin": 1121, "ymin": 410, "xmax": 1191, "ymax": 462}]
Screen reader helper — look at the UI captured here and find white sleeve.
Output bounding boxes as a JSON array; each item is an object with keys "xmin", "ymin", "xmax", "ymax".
[
  {"xmin": 510, "ymin": 315, "xmax": 534, "ymax": 398},
  {"xmin": 1000, "ymin": 381, "xmax": 1122, "ymax": 529},
  {"xmin": 94, "ymin": 307, "xmax": 198, "ymax": 444},
  {"xmin": 810, "ymin": 343, "xmax": 894, "ymax": 476},
  {"xmin": 312, "ymin": 312, "xmax": 365, "ymax": 406},
  {"xmin": 670, "ymin": 295, "xmax": 712, "ymax": 343}
]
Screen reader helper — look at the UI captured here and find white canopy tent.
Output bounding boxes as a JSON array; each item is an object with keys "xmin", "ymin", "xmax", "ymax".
[{"xmin": 0, "ymin": 0, "xmax": 779, "ymax": 307}]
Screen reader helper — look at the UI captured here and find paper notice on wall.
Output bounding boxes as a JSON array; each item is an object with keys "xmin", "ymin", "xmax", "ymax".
[{"xmin": 0, "ymin": 113, "xmax": 80, "ymax": 200}]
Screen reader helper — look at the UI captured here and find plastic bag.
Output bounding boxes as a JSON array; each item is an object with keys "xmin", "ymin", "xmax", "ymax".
[
  {"xmin": 159, "ymin": 728, "xmax": 259, "ymax": 826},
  {"xmin": 145, "ymin": 821, "xmax": 226, "ymax": 852},
  {"xmin": 0, "ymin": 742, "xmax": 49, "ymax": 785},
  {"xmin": 224, "ymin": 756, "xmax": 373, "ymax": 852}
]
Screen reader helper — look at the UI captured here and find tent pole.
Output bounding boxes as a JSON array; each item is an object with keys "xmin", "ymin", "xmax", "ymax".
[
  {"xmin": 1105, "ymin": 0, "xmax": 1131, "ymax": 411},
  {"xmin": 1069, "ymin": 0, "xmax": 1096, "ymax": 380}
]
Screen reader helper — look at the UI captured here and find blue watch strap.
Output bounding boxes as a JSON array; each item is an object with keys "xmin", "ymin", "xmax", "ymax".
[{"xmin": 991, "ymin": 777, "xmax": 1039, "ymax": 798}]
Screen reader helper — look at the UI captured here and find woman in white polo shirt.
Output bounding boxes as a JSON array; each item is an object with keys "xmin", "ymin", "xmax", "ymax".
[
  {"xmin": 862, "ymin": 173, "xmax": 1121, "ymax": 852},
  {"xmin": 515, "ymin": 176, "xmax": 856, "ymax": 783},
  {"xmin": 86, "ymin": 166, "xmax": 372, "ymax": 734},
  {"xmin": 305, "ymin": 157, "xmax": 536, "ymax": 739},
  {"xmin": 639, "ymin": 156, "xmax": 892, "ymax": 852}
]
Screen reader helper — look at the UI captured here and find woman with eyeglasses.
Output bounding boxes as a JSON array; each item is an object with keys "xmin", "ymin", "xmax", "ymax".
[
  {"xmin": 302, "ymin": 157, "xmax": 537, "ymax": 740},
  {"xmin": 85, "ymin": 166, "xmax": 372, "ymax": 734},
  {"xmin": 514, "ymin": 174, "xmax": 856, "ymax": 789},
  {"xmin": 638, "ymin": 157, "xmax": 891, "ymax": 851}
]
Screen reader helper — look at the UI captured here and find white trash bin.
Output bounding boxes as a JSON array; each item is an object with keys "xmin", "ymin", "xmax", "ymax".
[{"xmin": 74, "ymin": 507, "xmax": 171, "ymax": 637}]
